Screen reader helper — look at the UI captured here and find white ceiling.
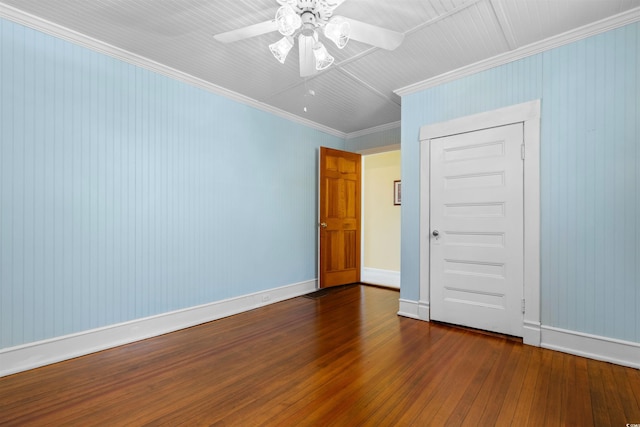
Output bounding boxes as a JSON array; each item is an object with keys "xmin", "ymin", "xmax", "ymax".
[{"xmin": 1, "ymin": 0, "xmax": 639, "ymax": 135}]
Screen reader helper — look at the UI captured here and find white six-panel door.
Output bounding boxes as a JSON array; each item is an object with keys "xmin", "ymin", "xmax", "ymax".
[{"xmin": 429, "ymin": 123, "xmax": 524, "ymax": 337}]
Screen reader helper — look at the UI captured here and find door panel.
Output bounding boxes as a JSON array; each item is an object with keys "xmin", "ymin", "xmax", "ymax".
[
  {"xmin": 319, "ymin": 147, "xmax": 361, "ymax": 288},
  {"xmin": 430, "ymin": 124, "xmax": 524, "ymax": 336}
]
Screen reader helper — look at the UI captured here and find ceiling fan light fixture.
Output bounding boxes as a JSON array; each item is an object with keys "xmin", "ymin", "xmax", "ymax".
[
  {"xmin": 275, "ymin": 5, "xmax": 302, "ymax": 36},
  {"xmin": 269, "ymin": 36, "xmax": 294, "ymax": 63},
  {"xmin": 214, "ymin": 0, "xmax": 405, "ymax": 77},
  {"xmin": 312, "ymin": 41, "xmax": 334, "ymax": 70},
  {"xmin": 324, "ymin": 16, "xmax": 350, "ymax": 49}
]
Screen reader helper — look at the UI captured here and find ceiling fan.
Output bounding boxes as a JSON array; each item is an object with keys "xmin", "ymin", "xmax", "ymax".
[{"xmin": 214, "ymin": 0, "xmax": 404, "ymax": 77}]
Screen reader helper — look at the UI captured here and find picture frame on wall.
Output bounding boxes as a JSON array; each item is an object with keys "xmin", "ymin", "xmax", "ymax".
[{"xmin": 394, "ymin": 180, "xmax": 401, "ymax": 205}]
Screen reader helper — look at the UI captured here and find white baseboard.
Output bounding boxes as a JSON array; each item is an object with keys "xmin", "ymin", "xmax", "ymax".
[
  {"xmin": 397, "ymin": 299, "xmax": 430, "ymax": 321},
  {"xmin": 541, "ymin": 326, "xmax": 640, "ymax": 369},
  {"xmin": 361, "ymin": 268, "xmax": 400, "ymax": 288},
  {"xmin": 396, "ymin": 303, "xmax": 638, "ymax": 369},
  {"xmin": 523, "ymin": 320, "xmax": 541, "ymax": 347},
  {"xmin": 0, "ymin": 280, "xmax": 317, "ymax": 378}
]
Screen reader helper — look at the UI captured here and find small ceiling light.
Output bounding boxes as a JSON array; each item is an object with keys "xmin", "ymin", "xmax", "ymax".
[
  {"xmin": 275, "ymin": 5, "xmax": 302, "ymax": 36},
  {"xmin": 324, "ymin": 16, "xmax": 350, "ymax": 49},
  {"xmin": 269, "ymin": 36, "xmax": 294, "ymax": 63},
  {"xmin": 313, "ymin": 41, "xmax": 334, "ymax": 70}
]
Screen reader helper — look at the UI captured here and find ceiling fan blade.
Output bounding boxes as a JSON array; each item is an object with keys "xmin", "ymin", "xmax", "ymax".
[
  {"xmin": 214, "ymin": 20, "xmax": 278, "ymax": 43},
  {"xmin": 299, "ymin": 34, "xmax": 317, "ymax": 77},
  {"xmin": 344, "ymin": 18, "xmax": 404, "ymax": 50}
]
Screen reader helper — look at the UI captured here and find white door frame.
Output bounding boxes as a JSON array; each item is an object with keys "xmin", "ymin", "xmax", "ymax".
[{"xmin": 418, "ymin": 100, "xmax": 541, "ymax": 346}]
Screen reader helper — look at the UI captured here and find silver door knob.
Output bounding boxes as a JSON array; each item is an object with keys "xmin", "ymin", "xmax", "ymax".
[
  {"xmin": 320, "ymin": 222, "xmax": 327, "ymax": 228},
  {"xmin": 432, "ymin": 230, "xmax": 439, "ymax": 237}
]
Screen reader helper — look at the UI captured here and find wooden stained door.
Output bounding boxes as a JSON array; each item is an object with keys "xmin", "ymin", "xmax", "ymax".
[
  {"xmin": 319, "ymin": 147, "xmax": 361, "ymax": 288},
  {"xmin": 430, "ymin": 123, "xmax": 524, "ymax": 336}
]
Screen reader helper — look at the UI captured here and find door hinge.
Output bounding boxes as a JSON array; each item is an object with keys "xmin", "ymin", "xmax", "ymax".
[
  {"xmin": 521, "ymin": 144, "xmax": 525, "ymax": 160},
  {"xmin": 521, "ymin": 299, "xmax": 525, "ymax": 314}
]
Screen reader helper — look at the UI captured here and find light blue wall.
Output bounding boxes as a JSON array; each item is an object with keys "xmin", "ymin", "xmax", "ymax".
[
  {"xmin": 400, "ymin": 22, "xmax": 639, "ymax": 343},
  {"xmin": 0, "ymin": 18, "xmax": 344, "ymax": 349}
]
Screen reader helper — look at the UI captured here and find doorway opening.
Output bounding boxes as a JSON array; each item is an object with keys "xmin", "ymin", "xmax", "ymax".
[
  {"xmin": 361, "ymin": 149, "xmax": 401, "ymax": 289},
  {"xmin": 318, "ymin": 143, "xmax": 401, "ymax": 290}
]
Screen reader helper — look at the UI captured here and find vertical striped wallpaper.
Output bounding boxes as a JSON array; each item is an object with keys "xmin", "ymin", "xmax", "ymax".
[
  {"xmin": 400, "ymin": 22, "xmax": 639, "ymax": 343},
  {"xmin": 0, "ymin": 18, "xmax": 344, "ymax": 349}
]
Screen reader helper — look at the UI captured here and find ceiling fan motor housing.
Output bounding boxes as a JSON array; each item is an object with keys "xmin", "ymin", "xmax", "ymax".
[
  {"xmin": 297, "ymin": 0, "xmax": 316, "ymax": 10},
  {"xmin": 294, "ymin": 0, "xmax": 335, "ymax": 28}
]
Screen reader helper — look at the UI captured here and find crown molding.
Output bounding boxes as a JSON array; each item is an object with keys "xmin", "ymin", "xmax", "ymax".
[
  {"xmin": 0, "ymin": 2, "xmax": 346, "ymax": 140},
  {"xmin": 395, "ymin": 6, "xmax": 640, "ymax": 96},
  {"xmin": 346, "ymin": 121, "xmax": 400, "ymax": 140}
]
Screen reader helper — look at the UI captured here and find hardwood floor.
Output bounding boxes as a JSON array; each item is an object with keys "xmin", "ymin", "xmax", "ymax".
[{"xmin": 1, "ymin": 285, "xmax": 639, "ymax": 426}]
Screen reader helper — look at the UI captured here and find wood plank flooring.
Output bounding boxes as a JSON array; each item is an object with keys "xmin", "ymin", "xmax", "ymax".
[{"xmin": 1, "ymin": 285, "xmax": 639, "ymax": 426}]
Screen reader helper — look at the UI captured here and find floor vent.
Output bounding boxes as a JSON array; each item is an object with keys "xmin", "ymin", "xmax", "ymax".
[
  {"xmin": 302, "ymin": 284, "xmax": 358, "ymax": 299},
  {"xmin": 302, "ymin": 289, "xmax": 334, "ymax": 299}
]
